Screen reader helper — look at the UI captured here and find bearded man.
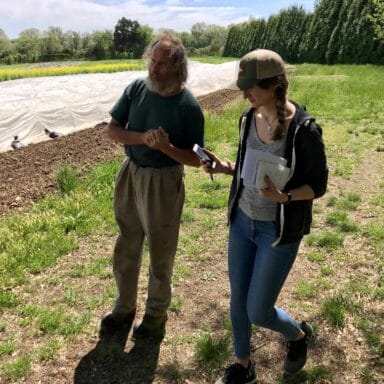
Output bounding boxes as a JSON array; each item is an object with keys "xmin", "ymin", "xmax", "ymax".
[{"xmin": 100, "ymin": 31, "xmax": 204, "ymax": 341}]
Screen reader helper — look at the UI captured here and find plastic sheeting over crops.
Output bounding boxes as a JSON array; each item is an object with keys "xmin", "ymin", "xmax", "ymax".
[{"xmin": 0, "ymin": 60, "xmax": 238, "ymax": 153}]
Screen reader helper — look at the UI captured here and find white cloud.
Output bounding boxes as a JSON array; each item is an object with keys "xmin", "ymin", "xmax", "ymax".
[{"xmin": 0, "ymin": 0, "xmax": 314, "ymax": 39}]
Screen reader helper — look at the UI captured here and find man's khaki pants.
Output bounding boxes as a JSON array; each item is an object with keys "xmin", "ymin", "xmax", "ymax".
[{"xmin": 111, "ymin": 159, "xmax": 185, "ymax": 319}]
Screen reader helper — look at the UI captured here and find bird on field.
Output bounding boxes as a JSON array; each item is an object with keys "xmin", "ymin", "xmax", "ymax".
[
  {"xmin": 11, "ymin": 135, "xmax": 25, "ymax": 150},
  {"xmin": 45, "ymin": 128, "xmax": 61, "ymax": 139}
]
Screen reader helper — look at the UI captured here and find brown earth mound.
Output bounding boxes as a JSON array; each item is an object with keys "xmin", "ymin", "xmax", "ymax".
[{"xmin": 0, "ymin": 89, "xmax": 241, "ymax": 217}]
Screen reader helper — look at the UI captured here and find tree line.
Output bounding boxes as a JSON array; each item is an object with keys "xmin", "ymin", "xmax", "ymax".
[
  {"xmin": 0, "ymin": 19, "xmax": 227, "ymax": 64},
  {"xmin": 0, "ymin": 0, "xmax": 383, "ymax": 65},
  {"xmin": 223, "ymin": 0, "xmax": 384, "ymax": 64}
]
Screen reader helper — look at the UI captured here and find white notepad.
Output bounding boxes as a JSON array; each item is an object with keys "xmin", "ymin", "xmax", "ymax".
[{"xmin": 241, "ymin": 149, "xmax": 290, "ymax": 190}]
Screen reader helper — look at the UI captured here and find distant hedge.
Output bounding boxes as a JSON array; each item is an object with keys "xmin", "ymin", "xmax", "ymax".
[{"xmin": 223, "ymin": 0, "xmax": 384, "ymax": 65}]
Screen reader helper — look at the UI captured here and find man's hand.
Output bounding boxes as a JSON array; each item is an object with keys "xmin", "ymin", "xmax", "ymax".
[
  {"xmin": 144, "ymin": 127, "xmax": 170, "ymax": 150},
  {"xmin": 144, "ymin": 126, "xmax": 200, "ymax": 167}
]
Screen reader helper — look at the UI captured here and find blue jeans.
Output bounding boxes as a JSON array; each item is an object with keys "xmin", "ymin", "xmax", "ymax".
[{"xmin": 228, "ymin": 208, "xmax": 302, "ymax": 359}]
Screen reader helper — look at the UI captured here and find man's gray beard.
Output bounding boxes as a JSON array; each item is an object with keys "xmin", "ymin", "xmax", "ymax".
[{"xmin": 145, "ymin": 76, "xmax": 181, "ymax": 95}]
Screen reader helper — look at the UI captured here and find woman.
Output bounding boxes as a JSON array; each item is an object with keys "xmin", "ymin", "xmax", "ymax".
[{"xmin": 201, "ymin": 49, "xmax": 328, "ymax": 384}]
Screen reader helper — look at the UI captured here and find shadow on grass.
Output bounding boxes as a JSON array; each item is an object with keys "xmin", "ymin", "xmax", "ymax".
[
  {"xmin": 74, "ymin": 327, "xmax": 161, "ymax": 384},
  {"xmin": 280, "ymin": 370, "xmax": 309, "ymax": 383}
]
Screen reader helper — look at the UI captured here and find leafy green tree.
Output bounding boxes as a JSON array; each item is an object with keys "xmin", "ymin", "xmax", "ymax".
[
  {"xmin": 14, "ymin": 28, "xmax": 42, "ymax": 63},
  {"xmin": 370, "ymin": 0, "xmax": 384, "ymax": 40},
  {"xmin": 41, "ymin": 26, "xmax": 65, "ymax": 60},
  {"xmin": 274, "ymin": 6, "xmax": 307, "ymax": 63},
  {"xmin": 136, "ymin": 24, "xmax": 154, "ymax": 57},
  {"xmin": 249, "ymin": 18, "xmax": 267, "ymax": 52},
  {"xmin": 0, "ymin": 29, "xmax": 11, "ymax": 62},
  {"xmin": 335, "ymin": 0, "xmax": 365, "ymax": 63},
  {"xmin": 204, "ymin": 24, "xmax": 228, "ymax": 55},
  {"xmin": 62, "ymin": 30, "xmax": 82, "ymax": 58},
  {"xmin": 336, "ymin": 0, "xmax": 384, "ymax": 64},
  {"xmin": 178, "ymin": 31, "xmax": 194, "ymax": 51},
  {"xmin": 190, "ymin": 22, "xmax": 210, "ymax": 48},
  {"xmin": 261, "ymin": 14, "xmax": 280, "ymax": 52},
  {"xmin": 222, "ymin": 26, "xmax": 237, "ymax": 57},
  {"xmin": 113, "ymin": 17, "xmax": 142, "ymax": 58},
  {"xmin": 299, "ymin": 0, "xmax": 344, "ymax": 63},
  {"xmin": 79, "ymin": 33, "xmax": 92, "ymax": 58},
  {"xmin": 179, "ymin": 24, "xmax": 227, "ymax": 55},
  {"xmin": 87, "ymin": 30, "xmax": 114, "ymax": 59},
  {"xmin": 223, "ymin": 20, "xmax": 257, "ymax": 57},
  {"xmin": 223, "ymin": 25, "xmax": 235, "ymax": 57},
  {"xmin": 325, "ymin": 0, "xmax": 349, "ymax": 63}
]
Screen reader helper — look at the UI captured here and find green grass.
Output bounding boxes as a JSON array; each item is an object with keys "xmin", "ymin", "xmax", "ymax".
[
  {"xmin": 277, "ymin": 364, "xmax": 333, "ymax": 383},
  {"xmin": 0, "ymin": 341, "xmax": 15, "ymax": 357},
  {"xmin": 69, "ymin": 257, "xmax": 112, "ymax": 279},
  {"xmin": 55, "ymin": 164, "xmax": 80, "ymax": 195},
  {"xmin": 172, "ymin": 262, "xmax": 191, "ymax": 286},
  {"xmin": 359, "ymin": 367, "xmax": 376, "ymax": 384},
  {"xmin": 306, "ymin": 230, "xmax": 344, "ymax": 250},
  {"xmin": 169, "ymin": 296, "xmax": 183, "ymax": 314},
  {"xmin": 0, "ymin": 62, "xmax": 383, "ymax": 383},
  {"xmin": 320, "ymin": 264, "xmax": 334, "ymax": 276},
  {"xmin": 320, "ymin": 294, "xmax": 348, "ymax": 327},
  {"xmin": 305, "ymin": 365, "xmax": 333, "ymax": 382},
  {"xmin": 0, "ymin": 159, "xmax": 121, "ymax": 294},
  {"xmin": 37, "ymin": 339, "xmax": 61, "ymax": 362},
  {"xmin": 335, "ymin": 193, "xmax": 361, "ymax": 210},
  {"xmin": 1, "ymin": 355, "xmax": 32, "ymax": 382},
  {"xmin": 306, "ymin": 251, "xmax": 326, "ymax": 263},
  {"xmin": 325, "ymin": 211, "xmax": 358, "ymax": 232},
  {"xmin": 293, "ymin": 281, "xmax": 318, "ymax": 298},
  {"xmin": 364, "ymin": 220, "xmax": 384, "ymax": 244},
  {"xmin": 190, "ymin": 56, "xmax": 238, "ymax": 64},
  {"xmin": 195, "ymin": 333, "xmax": 232, "ymax": 369}
]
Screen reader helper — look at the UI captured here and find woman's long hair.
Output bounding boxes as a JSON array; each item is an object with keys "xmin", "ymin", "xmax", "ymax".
[{"xmin": 257, "ymin": 74, "xmax": 289, "ymax": 140}]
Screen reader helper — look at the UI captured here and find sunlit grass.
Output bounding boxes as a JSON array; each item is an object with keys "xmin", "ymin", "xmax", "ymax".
[
  {"xmin": 1, "ymin": 355, "xmax": 32, "ymax": 382},
  {"xmin": 320, "ymin": 294, "xmax": 348, "ymax": 327},
  {"xmin": 195, "ymin": 333, "xmax": 232, "ymax": 369},
  {"xmin": 55, "ymin": 164, "xmax": 80, "ymax": 195},
  {"xmin": 325, "ymin": 211, "xmax": 358, "ymax": 232},
  {"xmin": 190, "ymin": 56, "xmax": 238, "ymax": 64},
  {"xmin": 0, "ymin": 341, "xmax": 15, "ymax": 357},
  {"xmin": 363, "ymin": 220, "xmax": 384, "ymax": 254},
  {"xmin": 37, "ymin": 339, "xmax": 61, "ymax": 362},
  {"xmin": 306, "ymin": 251, "xmax": 326, "ymax": 263},
  {"xmin": 169, "ymin": 296, "xmax": 183, "ymax": 314},
  {"xmin": 306, "ymin": 231, "xmax": 344, "ymax": 250},
  {"xmin": 293, "ymin": 281, "xmax": 318, "ymax": 298}
]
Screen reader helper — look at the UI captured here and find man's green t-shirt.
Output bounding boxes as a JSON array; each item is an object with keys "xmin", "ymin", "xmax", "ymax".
[{"xmin": 110, "ymin": 78, "xmax": 205, "ymax": 168}]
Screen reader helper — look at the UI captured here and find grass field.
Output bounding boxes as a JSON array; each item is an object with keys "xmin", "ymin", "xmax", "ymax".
[{"xmin": 0, "ymin": 62, "xmax": 383, "ymax": 383}]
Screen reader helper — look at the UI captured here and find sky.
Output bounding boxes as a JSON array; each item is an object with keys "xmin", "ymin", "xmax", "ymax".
[{"xmin": 0, "ymin": 0, "xmax": 316, "ymax": 39}]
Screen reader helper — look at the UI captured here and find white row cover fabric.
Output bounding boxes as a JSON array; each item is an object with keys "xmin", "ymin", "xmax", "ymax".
[{"xmin": 0, "ymin": 60, "xmax": 238, "ymax": 152}]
